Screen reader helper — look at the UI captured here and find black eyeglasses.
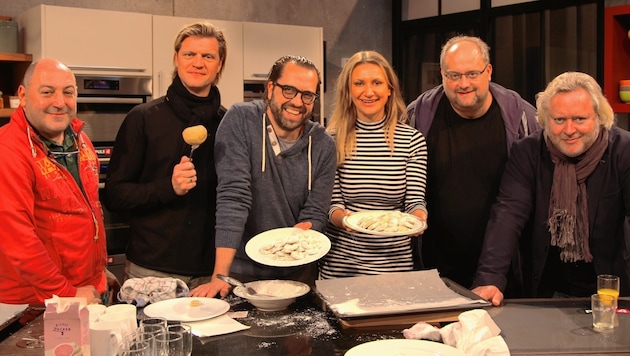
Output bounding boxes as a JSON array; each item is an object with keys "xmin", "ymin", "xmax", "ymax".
[
  {"xmin": 273, "ymin": 82, "xmax": 319, "ymax": 104},
  {"xmin": 443, "ymin": 64, "xmax": 489, "ymax": 82}
]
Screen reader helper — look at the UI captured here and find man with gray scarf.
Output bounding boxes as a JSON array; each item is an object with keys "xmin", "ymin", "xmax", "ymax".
[{"xmin": 472, "ymin": 72, "xmax": 630, "ymax": 306}]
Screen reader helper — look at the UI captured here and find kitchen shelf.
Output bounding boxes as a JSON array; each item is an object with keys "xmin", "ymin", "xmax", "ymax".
[
  {"xmin": 0, "ymin": 108, "xmax": 16, "ymax": 117},
  {"xmin": 604, "ymin": 5, "xmax": 630, "ymax": 113},
  {"xmin": 0, "ymin": 53, "xmax": 32, "ymax": 119},
  {"xmin": 0, "ymin": 53, "xmax": 32, "ymax": 62}
]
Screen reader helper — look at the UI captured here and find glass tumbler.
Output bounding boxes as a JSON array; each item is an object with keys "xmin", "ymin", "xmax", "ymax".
[
  {"xmin": 120, "ymin": 340, "xmax": 151, "ymax": 356},
  {"xmin": 597, "ymin": 274, "xmax": 620, "ymax": 326},
  {"xmin": 155, "ymin": 331, "xmax": 184, "ymax": 356},
  {"xmin": 168, "ymin": 324, "xmax": 193, "ymax": 356},
  {"xmin": 591, "ymin": 293, "xmax": 616, "ymax": 332},
  {"xmin": 124, "ymin": 331, "xmax": 157, "ymax": 355},
  {"xmin": 140, "ymin": 317, "xmax": 167, "ymax": 336}
]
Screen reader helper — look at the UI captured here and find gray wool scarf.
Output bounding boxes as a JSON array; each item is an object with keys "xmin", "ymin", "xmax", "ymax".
[{"xmin": 546, "ymin": 128, "xmax": 608, "ymax": 263}]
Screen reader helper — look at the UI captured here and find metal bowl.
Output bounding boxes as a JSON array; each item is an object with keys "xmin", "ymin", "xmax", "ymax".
[{"xmin": 233, "ymin": 280, "xmax": 310, "ymax": 311}]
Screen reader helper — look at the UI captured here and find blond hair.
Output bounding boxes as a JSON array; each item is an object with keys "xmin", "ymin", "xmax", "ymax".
[
  {"xmin": 172, "ymin": 21, "xmax": 227, "ymax": 84},
  {"xmin": 535, "ymin": 72, "xmax": 614, "ymax": 130},
  {"xmin": 326, "ymin": 51, "xmax": 408, "ymax": 166}
]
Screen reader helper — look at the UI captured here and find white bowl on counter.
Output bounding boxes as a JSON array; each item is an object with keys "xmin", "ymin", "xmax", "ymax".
[{"xmin": 233, "ymin": 280, "xmax": 310, "ymax": 312}]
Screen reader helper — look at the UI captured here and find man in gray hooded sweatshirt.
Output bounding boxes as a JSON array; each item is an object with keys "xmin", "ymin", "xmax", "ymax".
[{"xmin": 191, "ymin": 55, "xmax": 336, "ymax": 298}]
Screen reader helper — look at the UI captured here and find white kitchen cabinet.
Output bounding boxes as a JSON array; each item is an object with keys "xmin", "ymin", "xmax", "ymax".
[
  {"xmin": 243, "ymin": 22, "xmax": 323, "ymax": 81},
  {"xmin": 243, "ymin": 22, "xmax": 324, "ymax": 124},
  {"xmin": 152, "ymin": 16, "xmax": 244, "ymax": 109},
  {"xmin": 17, "ymin": 5, "xmax": 152, "ymax": 76}
]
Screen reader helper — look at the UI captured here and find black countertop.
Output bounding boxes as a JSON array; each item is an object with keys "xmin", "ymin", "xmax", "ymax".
[
  {"xmin": 1, "ymin": 295, "xmax": 629, "ymax": 355},
  {"xmin": 192, "ymin": 295, "xmax": 403, "ymax": 355}
]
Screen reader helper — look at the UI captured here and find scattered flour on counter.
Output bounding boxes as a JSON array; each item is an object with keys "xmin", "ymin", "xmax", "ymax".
[
  {"xmin": 354, "ymin": 333, "xmax": 398, "ymax": 343},
  {"xmin": 258, "ymin": 341, "xmax": 276, "ymax": 349},
  {"xmin": 241, "ymin": 307, "xmax": 338, "ymax": 340},
  {"xmin": 222, "ymin": 294, "xmax": 243, "ymax": 306}
]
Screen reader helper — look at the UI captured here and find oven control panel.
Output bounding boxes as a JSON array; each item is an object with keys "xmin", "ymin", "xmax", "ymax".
[{"xmin": 94, "ymin": 146, "xmax": 114, "ymax": 186}]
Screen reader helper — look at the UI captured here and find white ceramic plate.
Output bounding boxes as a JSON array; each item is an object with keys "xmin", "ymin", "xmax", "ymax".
[
  {"xmin": 143, "ymin": 297, "xmax": 229, "ymax": 322},
  {"xmin": 343, "ymin": 210, "xmax": 427, "ymax": 237},
  {"xmin": 345, "ymin": 339, "xmax": 465, "ymax": 356},
  {"xmin": 245, "ymin": 227, "xmax": 331, "ymax": 267}
]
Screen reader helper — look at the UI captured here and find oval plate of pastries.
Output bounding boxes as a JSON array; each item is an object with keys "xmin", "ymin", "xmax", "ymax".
[
  {"xmin": 246, "ymin": 227, "xmax": 331, "ymax": 267},
  {"xmin": 343, "ymin": 210, "xmax": 427, "ymax": 237}
]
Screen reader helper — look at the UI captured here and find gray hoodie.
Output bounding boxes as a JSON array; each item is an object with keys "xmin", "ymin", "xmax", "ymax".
[{"xmin": 214, "ymin": 100, "xmax": 336, "ymax": 278}]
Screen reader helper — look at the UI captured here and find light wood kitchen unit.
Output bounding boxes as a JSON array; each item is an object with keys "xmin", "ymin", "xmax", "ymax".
[{"xmin": 17, "ymin": 5, "xmax": 153, "ymax": 77}]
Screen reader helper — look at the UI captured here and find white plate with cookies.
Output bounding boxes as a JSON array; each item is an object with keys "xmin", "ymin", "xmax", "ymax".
[
  {"xmin": 245, "ymin": 227, "xmax": 331, "ymax": 267},
  {"xmin": 343, "ymin": 210, "xmax": 427, "ymax": 237}
]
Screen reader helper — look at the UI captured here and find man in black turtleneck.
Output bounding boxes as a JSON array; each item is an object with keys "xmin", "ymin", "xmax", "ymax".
[{"xmin": 104, "ymin": 22, "xmax": 227, "ymax": 290}]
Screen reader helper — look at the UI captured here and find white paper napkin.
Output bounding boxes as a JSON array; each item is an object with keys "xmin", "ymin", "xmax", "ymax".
[
  {"xmin": 403, "ymin": 309, "xmax": 510, "ymax": 356},
  {"xmin": 184, "ymin": 314, "xmax": 250, "ymax": 337}
]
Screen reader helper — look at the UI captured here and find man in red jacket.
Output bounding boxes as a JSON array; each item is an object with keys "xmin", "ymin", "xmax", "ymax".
[{"xmin": 0, "ymin": 58, "xmax": 112, "ymax": 305}]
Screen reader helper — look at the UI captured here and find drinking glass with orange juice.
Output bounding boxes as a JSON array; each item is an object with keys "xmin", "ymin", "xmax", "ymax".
[{"xmin": 597, "ymin": 274, "xmax": 620, "ymax": 327}]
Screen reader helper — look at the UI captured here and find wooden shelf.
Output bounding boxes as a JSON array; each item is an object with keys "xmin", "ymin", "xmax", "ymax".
[
  {"xmin": 0, "ymin": 53, "xmax": 32, "ymax": 116},
  {"xmin": 0, "ymin": 53, "xmax": 32, "ymax": 62},
  {"xmin": 0, "ymin": 108, "xmax": 16, "ymax": 118},
  {"xmin": 604, "ymin": 5, "xmax": 630, "ymax": 113},
  {"xmin": 611, "ymin": 102, "xmax": 630, "ymax": 113}
]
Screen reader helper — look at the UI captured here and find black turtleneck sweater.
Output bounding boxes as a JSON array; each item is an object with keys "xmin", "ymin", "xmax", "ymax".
[{"xmin": 104, "ymin": 75, "xmax": 225, "ymax": 276}]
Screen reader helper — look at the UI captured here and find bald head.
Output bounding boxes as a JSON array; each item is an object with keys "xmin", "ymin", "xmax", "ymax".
[
  {"xmin": 440, "ymin": 35, "xmax": 490, "ymax": 70},
  {"xmin": 22, "ymin": 58, "xmax": 75, "ymax": 89},
  {"xmin": 18, "ymin": 58, "xmax": 78, "ymax": 144},
  {"xmin": 439, "ymin": 36, "xmax": 494, "ymax": 119}
]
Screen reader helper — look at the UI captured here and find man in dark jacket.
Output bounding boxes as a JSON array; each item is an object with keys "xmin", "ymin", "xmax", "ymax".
[
  {"xmin": 473, "ymin": 72, "xmax": 630, "ymax": 306},
  {"xmin": 105, "ymin": 22, "xmax": 227, "ymax": 289},
  {"xmin": 406, "ymin": 35, "xmax": 538, "ymax": 289}
]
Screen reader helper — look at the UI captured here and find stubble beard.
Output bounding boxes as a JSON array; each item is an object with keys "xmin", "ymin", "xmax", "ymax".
[{"xmin": 268, "ymin": 96, "xmax": 311, "ymax": 133}]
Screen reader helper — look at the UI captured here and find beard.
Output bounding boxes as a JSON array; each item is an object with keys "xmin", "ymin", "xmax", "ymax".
[{"xmin": 267, "ymin": 92, "xmax": 312, "ymax": 133}]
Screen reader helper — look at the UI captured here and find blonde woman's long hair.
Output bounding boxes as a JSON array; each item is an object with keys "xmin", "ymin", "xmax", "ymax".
[{"xmin": 326, "ymin": 51, "xmax": 408, "ymax": 167}]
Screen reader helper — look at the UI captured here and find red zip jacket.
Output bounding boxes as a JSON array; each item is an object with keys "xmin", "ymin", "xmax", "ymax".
[{"xmin": 0, "ymin": 107, "xmax": 107, "ymax": 304}]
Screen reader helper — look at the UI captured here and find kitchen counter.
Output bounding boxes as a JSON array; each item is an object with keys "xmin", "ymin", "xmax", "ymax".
[
  {"xmin": 489, "ymin": 298, "xmax": 630, "ymax": 355},
  {"xmin": 1, "ymin": 296, "xmax": 628, "ymax": 355}
]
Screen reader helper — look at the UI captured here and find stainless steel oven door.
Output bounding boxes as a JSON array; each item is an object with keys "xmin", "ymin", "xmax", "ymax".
[
  {"xmin": 75, "ymin": 74, "xmax": 152, "ymax": 144},
  {"xmin": 77, "ymin": 96, "xmax": 146, "ymax": 144}
]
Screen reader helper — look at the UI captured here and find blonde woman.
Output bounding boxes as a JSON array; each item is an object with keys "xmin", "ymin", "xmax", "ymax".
[{"xmin": 319, "ymin": 51, "xmax": 428, "ymax": 278}]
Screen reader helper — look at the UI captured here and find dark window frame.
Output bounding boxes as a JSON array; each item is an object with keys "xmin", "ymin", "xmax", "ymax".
[{"xmin": 393, "ymin": 0, "xmax": 602, "ymax": 105}]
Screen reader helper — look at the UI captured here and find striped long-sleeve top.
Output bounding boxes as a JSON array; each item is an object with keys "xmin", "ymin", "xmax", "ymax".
[{"xmin": 319, "ymin": 117, "xmax": 428, "ymax": 279}]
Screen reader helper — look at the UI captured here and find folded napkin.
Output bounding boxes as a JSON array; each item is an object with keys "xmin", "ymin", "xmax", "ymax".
[
  {"xmin": 118, "ymin": 277, "xmax": 189, "ymax": 307},
  {"xmin": 184, "ymin": 314, "xmax": 250, "ymax": 338},
  {"xmin": 403, "ymin": 309, "xmax": 510, "ymax": 356}
]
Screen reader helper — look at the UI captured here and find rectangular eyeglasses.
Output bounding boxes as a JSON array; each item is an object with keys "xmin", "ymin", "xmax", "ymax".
[
  {"xmin": 274, "ymin": 82, "xmax": 319, "ymax": 104},
  {"xmin": 443, "ymin": 64, "xmax": 489, "ymax": 81}
]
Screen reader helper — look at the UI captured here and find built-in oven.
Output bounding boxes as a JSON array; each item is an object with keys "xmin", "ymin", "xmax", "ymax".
[{"xmin": 76, "ymin": 74, "xmax": 152, "ymax": 283}]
